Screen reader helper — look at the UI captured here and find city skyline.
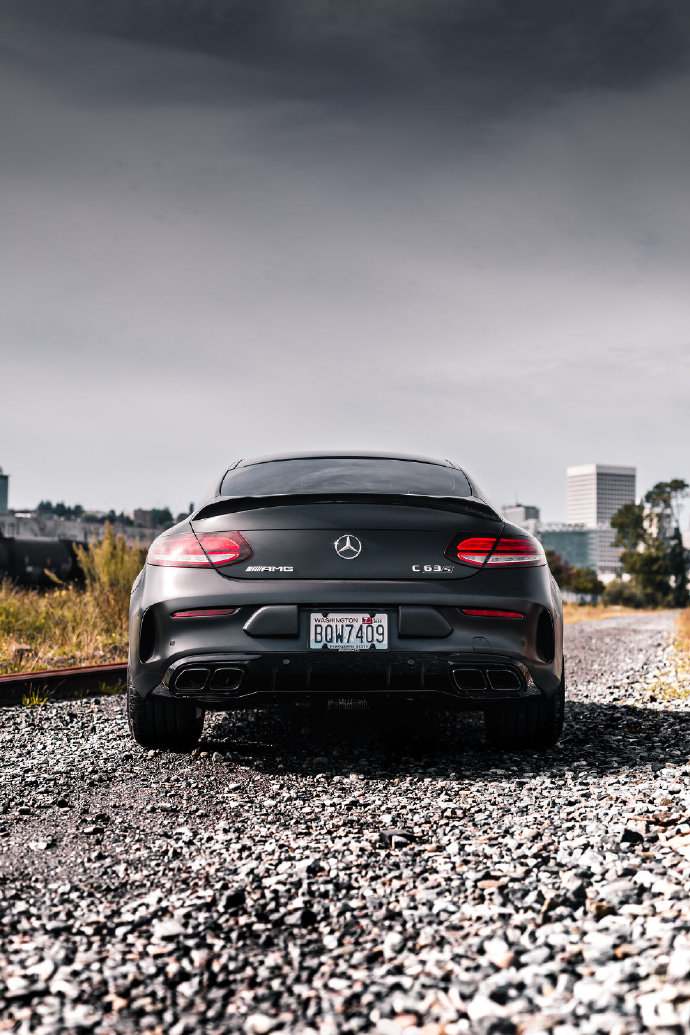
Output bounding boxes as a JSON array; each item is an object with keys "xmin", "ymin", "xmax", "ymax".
[{"xmin": 1, "ymin": 457, "xmax": 688, "ymax": 531}]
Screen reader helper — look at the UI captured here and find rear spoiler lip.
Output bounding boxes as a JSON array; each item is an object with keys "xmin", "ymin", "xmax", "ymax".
[{"xmin": 191, "ymin": 493, "xmax": 502, "ymax": 523}]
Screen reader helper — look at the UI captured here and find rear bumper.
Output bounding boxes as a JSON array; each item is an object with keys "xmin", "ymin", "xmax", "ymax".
[
  {"xmin": 151, "ymin": 648, "xmax": 547, "ymax": 710},
  {"xmin": 129, "ymin": 569, "xmax": 563, "ymax": 709}
]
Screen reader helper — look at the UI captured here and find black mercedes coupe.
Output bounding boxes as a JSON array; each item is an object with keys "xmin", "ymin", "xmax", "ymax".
[{"xmin": 127, "ymin": 452, "xmax": 564, "ymax": 751}]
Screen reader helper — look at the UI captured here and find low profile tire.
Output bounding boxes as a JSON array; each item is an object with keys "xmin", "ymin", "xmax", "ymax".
[
  {"xmin": 127, "ymin": 684, "xmax": 205, "ymax": 751},
  {"xmin": 484, "ymin": 666, "xmax": 565, "ymax": 750}
]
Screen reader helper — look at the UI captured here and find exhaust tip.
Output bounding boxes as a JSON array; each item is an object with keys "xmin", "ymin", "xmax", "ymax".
[
  {"xmin": 487, "ymin": 668, "xmax": 522, "ymax": 691},
  {"xmin": 174, "ymin": 667, "xmax": 210, "ymax": 692},
  {"xmin": 209, "ymin": 667, "xmax": 244, "ymax": 692},
  {"xmin": 451, "ymin": 668, "xmax": 486, "ymax": 692}
]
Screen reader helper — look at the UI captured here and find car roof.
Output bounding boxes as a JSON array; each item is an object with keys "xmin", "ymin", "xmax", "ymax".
[{"xmin": 234, "ymin": 451, "xmax": 456, "ymax": 468}]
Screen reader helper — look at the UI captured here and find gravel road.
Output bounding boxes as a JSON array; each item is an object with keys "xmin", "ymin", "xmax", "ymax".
[{"xmin": 2, "ymin": 611, "xmax": 690, "ymax": 1035}]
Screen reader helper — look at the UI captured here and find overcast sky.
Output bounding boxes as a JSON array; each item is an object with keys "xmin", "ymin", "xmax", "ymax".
[{"xmin": 1, "ymin": 1, "xmax": 689, "ymax": 520}]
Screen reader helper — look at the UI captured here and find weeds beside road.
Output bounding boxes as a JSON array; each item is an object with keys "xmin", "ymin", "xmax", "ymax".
[
  {"xmin": 561, "ymin": 603, "xmax": 664, "ymax": 625},
  {"xmin": 676, "ymin": 607, "xmax": 690, "ymax": 656},
  {"xmin": 0, "ymin": 527, "xmax": 140, "ymax": 674}
]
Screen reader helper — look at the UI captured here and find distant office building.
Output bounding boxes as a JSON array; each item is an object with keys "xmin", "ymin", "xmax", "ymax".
[
  {"xmin": 567, "ymin": 464, "xmax": 636, "ymax": 527},
  {"xmin": 131, "ymin": 509, "xmax": 153, "ymax": 527},
  {"xmin": 503, "ymin": 503, "xmax": 540, "ymax": 535},
  {"xmin": 503, "ymin": 504, "xmax": 540, "ymax": 525},
  {"xmin": 537, "ymin": 523, "xmax": 623, "ymax": 576},
  {"xmin": 0, "ymin": 468, "xmax": 8, "ymax": 514},
  {"xmin": 564, "ymin": 464, "xmax": 636, "ymax": 576},
  {"xmin": 539, "ymin": 524, "xmax": 598, "ymax": 570}
]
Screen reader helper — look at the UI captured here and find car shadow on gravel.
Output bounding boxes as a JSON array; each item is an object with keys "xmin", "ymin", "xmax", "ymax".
[{"xmin": 197, "ymin": 697, "xmax": 690, "ymax": 777}]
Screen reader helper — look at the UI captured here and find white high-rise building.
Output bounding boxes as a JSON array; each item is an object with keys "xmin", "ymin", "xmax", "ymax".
[
  {"xmin": 566, "ymin": 464, "xmax": 636, "ymax": 574},
  {"xmin": 567, "ymin": 464, "xmax": 636, "ymax": 526}
]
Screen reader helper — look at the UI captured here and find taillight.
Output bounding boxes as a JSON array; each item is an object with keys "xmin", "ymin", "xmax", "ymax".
[
  {"xmin": 447, "ymin": 537, "xmax": 497, "ymax": 566},
  {"xmin": 148, "ymin": 532, "xmax": 252, "ymax": 568},
  {"xmin": 198, "ymin": 533, "xmax": 252, "ymax": 566},
  {"xmin": 445, "ymin": 535, "xmax": 544, "ymax": 568},
  {"xmin": 487, "ymin": 537, "xmax": 544, "ymax": 566}
]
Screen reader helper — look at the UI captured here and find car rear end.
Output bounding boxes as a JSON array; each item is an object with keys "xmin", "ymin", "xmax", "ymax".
[{"xmin": 128, "ymin": 458, "xmax": 563, "ymax": 750}]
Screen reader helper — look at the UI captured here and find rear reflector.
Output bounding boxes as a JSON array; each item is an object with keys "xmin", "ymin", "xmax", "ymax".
[
  {"xmin": 171, "ymin": 608, "xmax": 237, "ymax": 618},
  {"xmin": 446, "ymin": 534, "xmax": 544, "ymax": 568},
  {"xmin": 461, "ymin": 608, "xmax": 525, "ymax": 618},
  {"xmin": 148, "ymin": 532, "xmax": 252, "ymax": 568}
]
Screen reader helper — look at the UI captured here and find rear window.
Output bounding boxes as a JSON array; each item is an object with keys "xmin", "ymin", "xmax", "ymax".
[{"xmin": 220, "ymin": 458, "xmax": 472, "ymax": 498}]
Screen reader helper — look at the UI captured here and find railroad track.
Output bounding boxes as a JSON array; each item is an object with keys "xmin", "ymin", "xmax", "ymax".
[{"xmin": 0, "ymin": 662, "xmax": 127, "ymax": 705}]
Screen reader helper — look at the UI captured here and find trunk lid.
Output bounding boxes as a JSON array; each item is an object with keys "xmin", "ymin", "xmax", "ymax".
[{"xmin": 190, "ymin": 498, "xmax": 504, "ymax": 581}]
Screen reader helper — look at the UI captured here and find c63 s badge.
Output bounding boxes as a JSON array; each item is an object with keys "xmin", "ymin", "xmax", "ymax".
[{"xmin": 412, "ymin": 564, "xmax": 454, "ymax": 573}]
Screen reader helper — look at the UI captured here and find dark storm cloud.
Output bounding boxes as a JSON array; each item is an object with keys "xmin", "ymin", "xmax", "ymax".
[
  {"xmin": 5, "ymin": 0, "xmax": 690, "ymax": 111},
  {"xmin": 1, "ymin": 0, "xmax": 689, "ymax": 517}
]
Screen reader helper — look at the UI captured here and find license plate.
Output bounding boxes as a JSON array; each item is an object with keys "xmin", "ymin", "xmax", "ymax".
[{"xmin": 309, "ymin": 612, "xmax": 388, "ymax": 651}]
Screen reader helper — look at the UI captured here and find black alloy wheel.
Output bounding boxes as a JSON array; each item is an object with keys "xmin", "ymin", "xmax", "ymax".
[
  {"xmin": 483, "ymin": 665, "xmax": 565, "ymax": 750},
  {"xmin": 127, "ymin": 683, "xmax": 205, "ymax": 750}
]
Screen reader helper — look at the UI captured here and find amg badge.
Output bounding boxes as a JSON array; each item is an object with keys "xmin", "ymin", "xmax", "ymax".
[{"xmin": 245, "ymin": 565, "xmax": 294, "ymax": 572}]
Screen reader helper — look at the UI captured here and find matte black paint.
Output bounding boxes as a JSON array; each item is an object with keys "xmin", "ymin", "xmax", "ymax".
[{"xmin": 128, "ymin": 454, "xmax": 563, "ymax": 712}]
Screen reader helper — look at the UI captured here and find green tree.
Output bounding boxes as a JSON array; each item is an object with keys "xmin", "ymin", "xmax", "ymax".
[
  {"xmin": 612, "ymin": 479, "xmax": 689, "ymax": 607},
  {"xmin": 545, "ymin": 549, "xmax": 572, "ymax": 589},
  {"xmin": 668, "ymin": 526, "xmax": 690, "ymax": 608},
  {"xmin": 602, "ymin": 579, "xmax": 645, "ymax": 608},
  {"xmin": 150, "ymin": 508, "xmax": 173, "ymax": 528},
  {"xmin": 645, "ymin": 480, "xmax": 689, "ymax": 529},
  {"xmin": 570, "ymin": 568, "xmax": 604, "ymax": 598},
  {"xmin": 611, "ymin": 502, "xmax": 645, "ymax": 550}
]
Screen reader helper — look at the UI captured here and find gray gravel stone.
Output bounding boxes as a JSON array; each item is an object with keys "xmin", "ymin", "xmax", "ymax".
[{"xmin": 1, "ymin": 611, "xmax": 689, "ymax": 1033}]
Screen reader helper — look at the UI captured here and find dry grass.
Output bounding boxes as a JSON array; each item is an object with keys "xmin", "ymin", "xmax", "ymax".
[
  {"xmin": 562, "ymin": 603, "xmax": 656, "ymax": 624},
  {"xmin": 0, "ymin": 525, "xmax": 143, "ymax": 675},
  {"xmin": 676, "ymin": 608, "xmax": 690, "ymax": 657},
  {"xmin": 0, "ymin": 582, "xmax": 128, "ymax": 673},
  {"xmin": 642, "ymin": 608, "xmax": 690, "ymax": 705}
]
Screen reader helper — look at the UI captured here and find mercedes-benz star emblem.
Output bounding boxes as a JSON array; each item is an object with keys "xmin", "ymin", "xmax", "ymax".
[{"xmin": 334, "ymin": 534, "xmax": 362, "ymax": 560}]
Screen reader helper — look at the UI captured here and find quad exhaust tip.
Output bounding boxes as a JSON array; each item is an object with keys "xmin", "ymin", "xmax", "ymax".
[
  {"xmin": 173, "ymin": 665, "xmax": 244, "ymax": 694},
  {"xmin": 451, "ymin": 667, "xmax": 522, "ymax": 693},
  {"xmin": 209, "ymin": 667, "xmax": 244, "ymax": 691},
  {"xmin": 487, "ymin": 668, "xmax": 522, "ymax": 691},
  {"xmin": 174, "ymin": 667, "xmax": 210, "ymax": 692},
  {"xmin": 451, "ymin": 668, "xmax": 486, "ymax": 691}
]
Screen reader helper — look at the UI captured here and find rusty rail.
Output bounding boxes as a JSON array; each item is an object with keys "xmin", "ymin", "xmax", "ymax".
[{"xmin": 0, "ymin": 662, "xmax": 127, "ymax": 704}]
